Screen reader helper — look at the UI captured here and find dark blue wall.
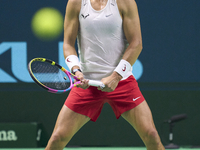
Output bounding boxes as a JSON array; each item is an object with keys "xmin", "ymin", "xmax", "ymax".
[{"xmin": 137, "ymin": 0, "xmax": 200, "ymax": 82}]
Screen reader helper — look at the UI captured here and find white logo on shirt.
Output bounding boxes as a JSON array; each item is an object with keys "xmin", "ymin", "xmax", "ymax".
[{"xmin": 106, "ymin": 14, "xmax": 113, "ymax": 17}]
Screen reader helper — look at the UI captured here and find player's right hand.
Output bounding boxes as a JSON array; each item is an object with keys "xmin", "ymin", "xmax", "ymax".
[{"xmin": 74, "ymin": 71, "xmax": 89, "ymax": 89}]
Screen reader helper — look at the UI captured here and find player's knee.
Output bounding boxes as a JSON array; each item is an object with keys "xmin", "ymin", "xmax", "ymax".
[
  {"xmin": 50, "ymin": 132, "xmax": 71, "ymax": 145},
  {"xmin": 143, "ymin": 128, "xmax": 160, "ymax": 145}
]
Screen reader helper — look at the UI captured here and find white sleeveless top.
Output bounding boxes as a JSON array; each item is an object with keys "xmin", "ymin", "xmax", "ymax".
[{"xmin": 77, "ymin": 0, "xmax": 133, "ymax": 80}]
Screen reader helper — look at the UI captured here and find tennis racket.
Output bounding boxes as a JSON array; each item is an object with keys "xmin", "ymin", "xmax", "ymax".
[{"xmin": 28, "ymin": 58, "xmax": 105, "ymax": 93}]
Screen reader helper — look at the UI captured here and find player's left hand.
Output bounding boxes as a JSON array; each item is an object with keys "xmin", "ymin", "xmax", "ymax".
[{"xmin": 98, "ymin": 71, "xmax": 122, "ymax": 92}]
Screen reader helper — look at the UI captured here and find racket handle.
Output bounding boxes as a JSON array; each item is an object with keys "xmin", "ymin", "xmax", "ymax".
[{"xmin": 88, "ymin": 80, "xmax": 105, "ymax": 89}]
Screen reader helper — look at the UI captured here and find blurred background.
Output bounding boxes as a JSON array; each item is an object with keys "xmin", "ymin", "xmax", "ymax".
[{"xmin": 0, "ymin": 0, "xmax": 199, "ymax": 148}]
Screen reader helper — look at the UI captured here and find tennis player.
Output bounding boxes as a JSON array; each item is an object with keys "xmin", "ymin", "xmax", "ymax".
[{"xmin": 45, "ymin": 0, "xmax": 165, "ymax": 149}]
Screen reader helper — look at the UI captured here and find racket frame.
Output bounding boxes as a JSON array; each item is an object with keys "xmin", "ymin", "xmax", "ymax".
[{"xmin": 28, "ymin": 58, "xmax": 81, "ymax": 93}]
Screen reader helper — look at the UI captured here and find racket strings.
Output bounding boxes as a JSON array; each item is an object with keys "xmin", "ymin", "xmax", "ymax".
[{"xmin": 31, "ymin": 61, "xmax": 70, "ymax": 90}]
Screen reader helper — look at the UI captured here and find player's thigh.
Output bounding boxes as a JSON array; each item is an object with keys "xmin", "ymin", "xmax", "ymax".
[
  {"xmin": 52, "ymin": 105, "xmax": 90, "ymax": 138},
  {"xmin": 121, "ymin": 100, "xmax": 157, "ymax": 137}
]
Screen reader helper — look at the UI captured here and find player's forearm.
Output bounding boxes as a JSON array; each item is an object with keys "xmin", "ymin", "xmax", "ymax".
[
  {"xmin": 122, "ymin": 41, "xmax": 143, "ymax": 66},
  {"xmin": 63, "ymin": 43, "xmax": 78, "ymax": 59},
  {"xmin": 112, "ymin": 41, "xmax": 142, "ymax": 79},
  {"xmin": 63, "ymin": 43, "xmax": 81, "ymax": 72}
]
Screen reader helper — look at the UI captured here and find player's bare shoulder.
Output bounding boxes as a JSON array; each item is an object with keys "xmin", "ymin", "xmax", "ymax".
[
  {"xmin": 67, "ymin": 0, "xmax": 82, "ymax": 13},
  {"xmin": 68, "ymin": 0, "xmax": 82, "ymax": 5},
  {"xmin": 117, "ymin": 0, "xmax": 136, "ymax": 15}
]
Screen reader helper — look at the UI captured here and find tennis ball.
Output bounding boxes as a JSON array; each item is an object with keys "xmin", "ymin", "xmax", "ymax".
[{"xmin": 31, "ymin": 7, "xmax": 64, "ymax": 41}]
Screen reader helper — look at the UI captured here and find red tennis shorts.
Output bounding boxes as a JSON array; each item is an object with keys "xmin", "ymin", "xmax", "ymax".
[{"xmin": 64, "ymin": 75, "xmax": 145, "ymax": 122}]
